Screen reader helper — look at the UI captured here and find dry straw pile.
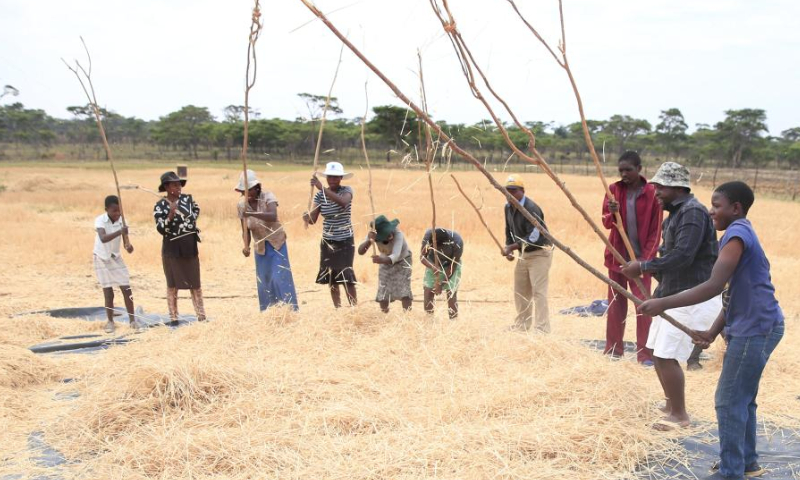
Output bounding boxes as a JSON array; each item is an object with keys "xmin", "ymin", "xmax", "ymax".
[
  {"xmin": 46, "ymin": 308, "xmax": 680, "ymax": 479},
  {"xmin": 0, "ymin": 166, "xmax": 798, "ymax": 479}
]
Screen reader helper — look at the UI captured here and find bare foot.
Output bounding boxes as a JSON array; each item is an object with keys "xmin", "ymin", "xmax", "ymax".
[
  {"xmin": 652, "ymin": 414, "xmax": 691, "ymax": 431},
  {"xmin": 103, "ymin": 321, "xmax": 115, "ymax": 334}
]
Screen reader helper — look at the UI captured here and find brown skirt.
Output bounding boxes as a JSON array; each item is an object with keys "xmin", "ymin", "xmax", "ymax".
[{"xmin": 162, "ymin": 256, "xmax": 201, "ymax": 290}]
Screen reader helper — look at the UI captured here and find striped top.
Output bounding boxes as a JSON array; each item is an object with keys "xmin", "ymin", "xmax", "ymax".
[{"xmin": 314, "ymin": 185, "xmax": 354, "ymax": 241}]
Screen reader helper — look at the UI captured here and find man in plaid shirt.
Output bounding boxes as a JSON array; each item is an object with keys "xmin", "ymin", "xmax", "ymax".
[{"xmin": 622, "ymin": 162, "xmax": 720, "ymax": 430}]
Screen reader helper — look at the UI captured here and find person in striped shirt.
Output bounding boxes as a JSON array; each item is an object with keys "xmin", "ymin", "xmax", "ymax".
[{"xmin": 303, "ymin": 162, "xmax": 358, "ymax": 307}]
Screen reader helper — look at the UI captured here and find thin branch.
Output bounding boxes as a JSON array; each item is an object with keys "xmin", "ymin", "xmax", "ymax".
[
  {"xmin": 306, "ymin": 43, "xmax": 346, "ymax": 216},
  {"xmin": 241, "ymin": 0, "xmax": 264, "ymax": 198},
  {"xmin": 419, "ymin": 50, "xmax": 443, "ymax": 282},
  {"xmin": 62, "ymin": 39, "xmax": 129, "ymax": 249},
  {"xmin": 361, "ymin": 81, "xmax": 378, "ymax": 255},
  {"xmin": 451, "ymin": 175, "xmax": 504, "ymax": 255}
]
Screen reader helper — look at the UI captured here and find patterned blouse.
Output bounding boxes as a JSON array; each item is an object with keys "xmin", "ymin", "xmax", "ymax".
[
  {"xmin": 237, "ymin": 191, "xmax": 287, "ymax": 254},
  {"xmin": 154, "ymin": 194, "xmax": 200, "ymax": 257}
]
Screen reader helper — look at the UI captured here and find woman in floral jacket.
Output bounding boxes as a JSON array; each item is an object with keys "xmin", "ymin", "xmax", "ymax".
[{"xmin": 153, "ymin": 171, "xmax": 206, "ymax": 325}]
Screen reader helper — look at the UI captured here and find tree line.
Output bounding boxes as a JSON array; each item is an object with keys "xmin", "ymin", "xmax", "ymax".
[{"xmin": 2, "ymin": 94, "xmax": 800, "ymax": 170}]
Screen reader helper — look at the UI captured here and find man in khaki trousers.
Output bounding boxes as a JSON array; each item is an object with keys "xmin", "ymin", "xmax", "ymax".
[{"xmin": 501, "ymin": 175, "xmax": 553, "ymax": 332}]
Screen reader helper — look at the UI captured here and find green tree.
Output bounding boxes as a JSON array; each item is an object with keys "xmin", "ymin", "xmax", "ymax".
[
  {"xmin": 298, "ymin": 93, "xmax": 343, "ymax": 153},
  {"xmin": 368, "ymin": 105, "xmax": 418, "ymax": 152},
  {"xmin": 655, "ymin": 108, "xmax": 688, "ymax": 158},
  {"xmin": 602, "ymin": 115, "xmax": 652, "ymax": 155},
  {"xmin": 781, "ymin": 127, "xmax": 800, "ymax": 142},
  {"xmin": 714, "ymin": 108, "xmax": 768, "ymax": 168},
  {"xmin": 0, "ymin": 102, "xmax": 56, "ymax": 149},
  {"xmin": 151, "ymin": 105, "xmax": 215, "ymax": 159}
]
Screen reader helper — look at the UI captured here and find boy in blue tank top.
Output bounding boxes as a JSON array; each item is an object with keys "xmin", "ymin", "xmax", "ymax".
[{"xmin": 639, "ymin": 181, "xmax": 784, "ymax": 480}]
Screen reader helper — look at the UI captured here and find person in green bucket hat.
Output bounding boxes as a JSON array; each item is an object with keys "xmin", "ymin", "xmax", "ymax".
[{"xmin": 358, "ymin": 215, "xmax": 413, "ymax": 313}]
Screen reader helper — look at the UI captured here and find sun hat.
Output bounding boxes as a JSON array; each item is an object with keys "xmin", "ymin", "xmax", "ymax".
[
  {"xmin": 318, "ymin": 161, "xmax": 353, "ymax": 179},
  {"xmin": 234, "ymin": 169, "xmax": 262, "ymax": 192},
  {"xmin": 158, "ymin": 171, "xmax": 187, "ymax": 192},
  {"xmin": 649, "ymin": 162, "xmax": 691, "ymax": 189},
  {"xmin": 504, "ymin": 174, "xmax": 525, "ymax": 189},
  {"xmin": 371, "ymin": 215, "xmax": 399, "ymax": 242}
]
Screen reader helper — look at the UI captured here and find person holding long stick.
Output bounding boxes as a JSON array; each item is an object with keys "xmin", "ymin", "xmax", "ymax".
[
  {"xmin": 602, "ymin": 151, "xmax": 662, "ymax": 365},
  {"xmin": 502, "ymin": 174, "xmax": 553, "ymax": 333},
  {"xmin": 304, "ymin": 161, "xmax": 357, "ymax": 307},
  {"xmin": 94, "ymin": 195, "xmax": 138, "ymax": 333},
  {"xmin": 237, "ymin": 169, "xmax": 298, "ymax": 311},
  {"xmin": 296, "ymin": 0, "xmax": 698, "ymax": 342},
  {"xmin": 357, "ymin": 215, "xmax": 413, "ymax": 313},
  {"xmin": 153, "ymin": 171, "xmax": 206, "ymax": 325},
  {"xmin": 421, "ymin": 227, "xmax": 463, "ymax": 319},
  {"xmin": 639, "ymin": 181, "xmax": 784, "ymax": 480},
  {"xmin": 621, "ymin": 162, "xmax": 720, "ymax": 429}
]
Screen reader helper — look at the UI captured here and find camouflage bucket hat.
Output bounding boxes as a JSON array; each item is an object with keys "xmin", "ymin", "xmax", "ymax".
[{"xmin": 649, "ymin": 162, "xmax": 691, "ymax": 189}]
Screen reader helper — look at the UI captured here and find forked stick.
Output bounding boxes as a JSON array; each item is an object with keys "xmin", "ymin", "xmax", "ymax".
[
  {"xmin": 62, "ymin": 38, "xmax": 130, "ymax": 249},
  {"xmin": 295, "ymin": 0, "xmax": 700, "ymax": 341}
]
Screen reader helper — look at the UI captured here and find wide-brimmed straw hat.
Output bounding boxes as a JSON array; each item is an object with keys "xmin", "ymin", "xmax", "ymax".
[
  {"xmin": 234, "ymin": 169, "xmax": 262, "ymax": 192},
  {"xmin": 649, "ymin": 162, "xmax": 691, "ymax": 189},
  {"xmin": 371, "ymin": 215, "xmax": 399, "ymax": 242},
  {"xmin": 317, "ymin": 161, "xmax": 353, "ymax": 179},
  {"xmin": 158, "ymin": 171, "xmax": 187, "ymax": 192}
]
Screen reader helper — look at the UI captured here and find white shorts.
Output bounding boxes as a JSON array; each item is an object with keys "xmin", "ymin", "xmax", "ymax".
[{"xmin": 646, "ymin": 295, "xmax": 722, "ymax": 362}]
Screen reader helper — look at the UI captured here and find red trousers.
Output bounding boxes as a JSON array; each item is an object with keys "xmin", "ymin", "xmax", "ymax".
[{"xmin": 605, "ymin": 270, "xmax": 653, "ymax": 362}]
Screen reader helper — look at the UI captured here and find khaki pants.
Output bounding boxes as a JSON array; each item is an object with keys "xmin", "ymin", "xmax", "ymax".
[{"xmin": 513, "ymin": 249, "xmax": 553, "ymax": 332}]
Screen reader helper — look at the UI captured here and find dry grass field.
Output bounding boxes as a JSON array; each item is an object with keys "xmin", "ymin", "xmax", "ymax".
[{"xmin": 0, "ymin": 163, "xmax": 798, "ymax": 479}]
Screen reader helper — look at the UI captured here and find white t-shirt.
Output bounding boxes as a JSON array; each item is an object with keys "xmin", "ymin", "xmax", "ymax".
[{"xmin": 93, "ymin": 213, "xmax": 123, "ymax": 260}]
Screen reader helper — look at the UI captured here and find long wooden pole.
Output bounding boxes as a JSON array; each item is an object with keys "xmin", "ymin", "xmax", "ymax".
[
  {"xmin": 240, "ymin": 0, "xmax": 263, "ymax": 200},
  {"xmin": 62, "ymin": 38, "xmax": 130, "ymax": 250},
  {"xmin": 295, "ymin": 0, "xmax": 699, "ymax": 341},
  {"xmin": 306, "ymin": 44, "xmax": 345, "ymax": 219},
  {"xmin": 419, "ymin": 51, "xmax": 443, "ymax": 286},
  {"xmin": 361, "ymin": 82, "xmax": 378, "ymax": 255}
]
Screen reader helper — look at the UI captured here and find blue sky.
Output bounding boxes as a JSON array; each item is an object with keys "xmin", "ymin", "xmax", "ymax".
[{"xmin": 1, "ymin": 0, "xmax": 797, "ymax": 135}]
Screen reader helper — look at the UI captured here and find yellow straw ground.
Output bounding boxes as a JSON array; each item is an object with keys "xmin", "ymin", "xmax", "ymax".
[{"xmin": 0, "ymin": 164, "xmax": 797, "ymax": 479}]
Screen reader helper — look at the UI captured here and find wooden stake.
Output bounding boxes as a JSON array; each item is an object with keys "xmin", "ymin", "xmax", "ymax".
[
  {"xmin": 295, "ymin": 0, "xmax": 699, "ymax": 341},
  {"xmin": 62, "ymin": 38, "xmax": 130, "ymax": 250}
]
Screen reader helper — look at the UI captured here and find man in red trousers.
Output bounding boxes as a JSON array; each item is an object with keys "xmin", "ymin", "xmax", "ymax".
[{"xmin": 602, "ymin": 151, "xmax": 662, "ymax": 365}]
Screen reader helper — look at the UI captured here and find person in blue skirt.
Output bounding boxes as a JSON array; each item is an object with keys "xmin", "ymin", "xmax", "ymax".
[{"xmin": 236, "ymin": 169, "xmax": 298, "ymax": 311}]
